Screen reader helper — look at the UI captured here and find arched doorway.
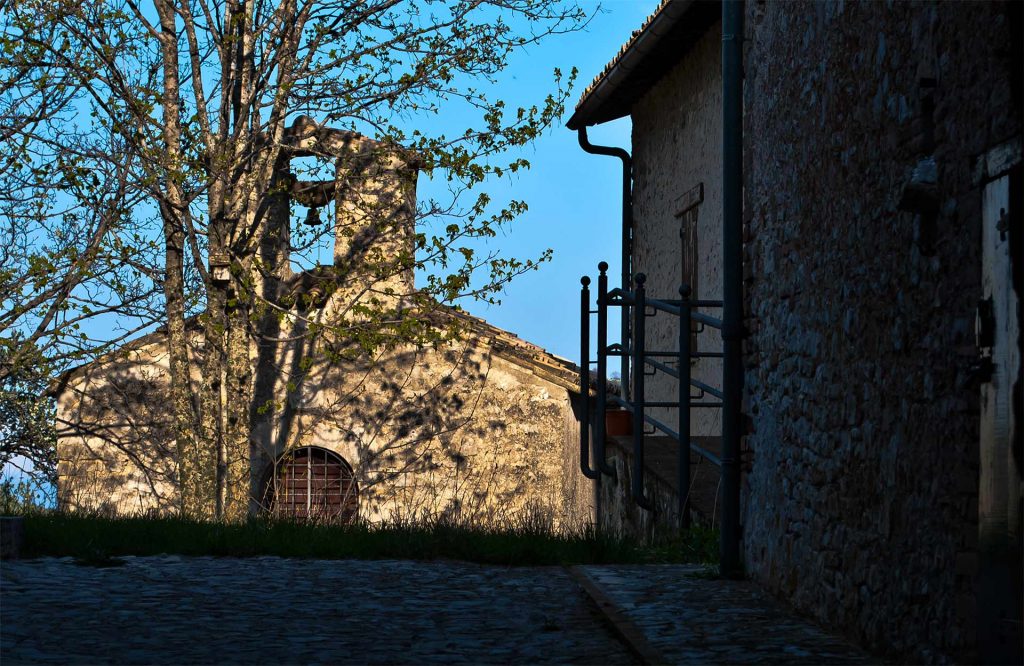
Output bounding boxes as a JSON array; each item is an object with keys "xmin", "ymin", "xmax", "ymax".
[{"xmin": 263, "ymin": 447, "xmax": 359, "ymax": 523}]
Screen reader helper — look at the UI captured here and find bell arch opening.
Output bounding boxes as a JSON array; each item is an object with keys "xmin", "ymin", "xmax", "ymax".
[{"xmin": 261, "ymin": 446, "xmax": 359, "ymax": 523}]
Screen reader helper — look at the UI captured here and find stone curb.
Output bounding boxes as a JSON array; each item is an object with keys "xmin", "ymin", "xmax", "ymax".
[{"xmin": 567, "ymin": 565, "xmax": 669, "ymax": 665}]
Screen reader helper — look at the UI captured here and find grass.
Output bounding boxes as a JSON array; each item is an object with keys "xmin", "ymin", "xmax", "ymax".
[{"xmin": 13, "ymin": 512, "xmax": 720, "ymax": 567}]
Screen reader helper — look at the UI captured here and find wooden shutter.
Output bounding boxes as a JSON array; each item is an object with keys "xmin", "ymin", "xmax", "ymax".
[{"xmin": 675, "ymin": 183, "xmax": 703, "ymax": 356}]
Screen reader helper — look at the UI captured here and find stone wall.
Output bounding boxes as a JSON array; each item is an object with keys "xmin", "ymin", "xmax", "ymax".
[
  {"xmin": 55, "ymin": 340, "xmax": 185, "ymax": 514},
  {"xmin": 741, "ymin": 1, "xmax": 1022, "ymax": 661},
  {"xmin": 56, "ymin": 326, "xmax": 593, "ymax": 531},
  {"xmin": 631, "ymin": 21, "xmax": 723, "ymax": 439},
  {"xmin": 598, "ymin": 438, "xmax": 683, "ymax": 542}
]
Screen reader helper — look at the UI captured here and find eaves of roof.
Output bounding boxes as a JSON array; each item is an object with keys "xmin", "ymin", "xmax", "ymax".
[
  {"xmin": 439, "ymin": 307, "xmax": 582, "ymax": 393},
  {"xmin": 566, "ymin": 0, "xmax": 720, "ymax": 130}
]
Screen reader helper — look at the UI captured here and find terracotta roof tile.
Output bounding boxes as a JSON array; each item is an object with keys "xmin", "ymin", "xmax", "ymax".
[
  {"xmin": 566, "ymin": 0, "xmax": 719, "ymax": 129},
  {"xmin": 574, "ymin": 0, "xmax": 674, "ymax": 114}
]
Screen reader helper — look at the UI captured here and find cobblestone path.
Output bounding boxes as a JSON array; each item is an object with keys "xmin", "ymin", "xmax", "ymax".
[
  {"xmin": 578, "ymin": 565, "xmax": 873, "ymax": 664},
  {"xmin": 2, "ymin": 558, "xmax": 873, "ymax": 664},
  {"xmin": 2, "ymin": 557, "xmax": 635, "ymax": 665}
]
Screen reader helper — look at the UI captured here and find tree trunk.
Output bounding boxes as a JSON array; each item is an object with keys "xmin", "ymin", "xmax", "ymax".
[
  {"xmin": 201, "ymin": 284, "xmax": 227, "ymax": 519},
  {"xmin": 224, "ymin": 295, "xmax": 253, "ymax": 521},
  {"xmin": 156, "ymin": 0, "xmax": 213, "ymax": 518},
  {"xmin": 162, "ymin": 211, "xmax": 210, "ymax": 516}
]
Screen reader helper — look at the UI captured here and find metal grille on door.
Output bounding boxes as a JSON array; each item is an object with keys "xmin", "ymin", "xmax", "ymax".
[{"xmin": 266, "ymin": 447, "xmax": 358, "ymax": 523}]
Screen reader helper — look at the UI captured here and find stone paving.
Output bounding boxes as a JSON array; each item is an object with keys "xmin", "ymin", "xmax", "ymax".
[
  {"xmin": 1, "ymin": 557, "xmax": 635, "ymax": 665},
  {"xmin": 579, "ymin": 565, "xmax": 874, "ymax": 664},
  {"xmin": 2, "ymin": 557, "xmax": 875, "ymax": 665}
]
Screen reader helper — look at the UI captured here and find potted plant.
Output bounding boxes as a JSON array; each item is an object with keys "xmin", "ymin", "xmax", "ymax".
[{"xmin": 603, "ymin": 376, "xmax": 632, "ymax": 436}]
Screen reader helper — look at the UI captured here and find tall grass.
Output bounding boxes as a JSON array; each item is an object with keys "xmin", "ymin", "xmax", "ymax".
[{"xmin": 16, "ymin": 512, "xmax": 719, "ymax": 567}]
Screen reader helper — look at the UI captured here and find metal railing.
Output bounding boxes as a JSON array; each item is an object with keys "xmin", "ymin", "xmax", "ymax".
[{"xmin": 581, "ymin": 262, "xmax": 724, "ymax": 530}]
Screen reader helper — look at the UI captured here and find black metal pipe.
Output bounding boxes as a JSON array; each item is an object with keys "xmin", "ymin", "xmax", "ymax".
[
  {"xmin": 606, "ymin": 288, "xmax": 632, "ymax": 301},
  {"xmin": 638, "ymin": 401, "xmax": 695, "ymax": 408},
  {"xmin": 631, "ymin": 273, "xmax": 654, "ymax": 511},
  {"xmin": 690, "ymin": 442, "xmax": 723, "ymax": 468},
  {"xmin": 609, "ymin": 394, "xmax": 720, "ymax": 410},
  {"xmin": 721, "ymin": 0, "xmax": 744, "ymax": 578},
  {"xmin": 595, "ymin": 263, "xmax": 617, "ymax": 478},
  {"xmin": 622, "ymin": 410, "xmax": 722, "ymax": 469},
  {"xmin": 580, "ymin": 276, "xmax": 600, "ymax": 481},
  {"xmin": 606, "ymin": 350, "xmax": 724, "ymax": 359},
  {"xmin": 638, "ymin": 369, "xmax": 719, "ymax": 402},
  {"xmin": 577, "ymin": 127, "xmax": 633, "ymax": 401},
  {"xmin": 644, "ymin": 357, "xmax": 680, "ymax": 379},
  {"xmin": 679, "ymin": 284, "xmax": 692, "ymax": 531},
  {"xmin": 649, "ymin": 299, "xmax": 724, "ymax": 308},
  {"xmin": 624, "ymin": 400, "xmax": 722, "ymax": 408},
  {"xmin": 645, "ymin": 298, "xmax": 682, "ymax": 316},
  {"xmin": 691, "ymin": 312, "xmax": 724, "ymax": 329},
  {"xmin": 690, "ymin": 378, "xmax": 725, "ymax": 401},
  {"xmin": 637, "ymin": 299, "xmax": 724, "ymax": 322},
  {"xmin": 639, "ymin": 413, "xmax": 680, "ymax": 442}
]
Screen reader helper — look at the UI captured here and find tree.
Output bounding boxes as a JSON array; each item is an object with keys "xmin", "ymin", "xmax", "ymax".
[
  {"xmin": 0, "ymin": 5, "xmax": 165, "ymax": 490},
  {"xmin": 1, "ymin": 0, "xmax": 585, "ymax": 519}
]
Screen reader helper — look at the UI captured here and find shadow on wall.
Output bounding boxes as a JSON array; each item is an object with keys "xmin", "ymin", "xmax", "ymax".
[
  {"xmin": 249, "ymin": 328, "xmax": 590, "ymax": 529},
  {"xmin": 56, "ymin": 357, "xmax": 179, "ymax": 515},
  {"xmin": 56, "ymin": 328, "xmax": 592, "ymax": 531}
]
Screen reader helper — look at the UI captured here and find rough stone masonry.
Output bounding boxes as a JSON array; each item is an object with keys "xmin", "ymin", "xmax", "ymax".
[{"xmin": 741, "ymin": 1, "xmax": 1021, "ymax": 662}]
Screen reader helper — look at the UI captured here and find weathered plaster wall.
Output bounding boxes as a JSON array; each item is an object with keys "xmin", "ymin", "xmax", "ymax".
[
  {"xmin": 56, "ymin": 328, "xmax": 593, "ymax": 530},
  {"xmin": 631, "ymin": 21, "xmax": 723, "ymax": 439},
  {"xmin": 741, "ymin": 1, "xmax": 1021, "ymax": 661}
]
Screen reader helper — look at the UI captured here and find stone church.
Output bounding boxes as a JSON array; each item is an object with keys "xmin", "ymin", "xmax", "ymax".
[{"xmin": 52, "ymin": 117, "xmax": 593, "ymax": 529}]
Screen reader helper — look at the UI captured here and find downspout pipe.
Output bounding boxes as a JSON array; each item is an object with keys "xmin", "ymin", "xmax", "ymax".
[
  {"xmin": 577, "ymin": 126, "xmax": 633, "ymax": 401},
  {"xmin": 579, "ymin": 276, "xmax": 601, "ymax": 481},
  {"xmin": 721, "ymin": 0, "xmax": 744, "ymax": 578}
]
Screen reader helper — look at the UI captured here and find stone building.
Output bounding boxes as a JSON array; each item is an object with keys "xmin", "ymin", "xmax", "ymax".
[
  {"xmin": 568, "ymin": 0, "xmax": 1021, "ymax": 662},
  {"xmin": 53, "ymin": 118, "xmax": 593, "ymax": 530}
]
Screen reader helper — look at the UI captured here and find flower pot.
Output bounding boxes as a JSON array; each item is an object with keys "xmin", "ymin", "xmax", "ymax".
[{"xmin": 605, "ymin": 409, "xmax": 633, "ymax": 436}]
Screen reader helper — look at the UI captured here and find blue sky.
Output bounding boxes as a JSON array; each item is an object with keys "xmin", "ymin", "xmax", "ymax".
[{"xmin": 445, "ymin": 0, "xmax": 652, "ymax": 362}]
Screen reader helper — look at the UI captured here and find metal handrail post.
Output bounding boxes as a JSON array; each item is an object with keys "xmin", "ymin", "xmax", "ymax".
[
  {"xmin": 595, "ymin": 262, "xmax": 616, "ymax": 477},
  {"xmin": 580, "ymin": 276, "xmax": 600, "ymax": 480},
  {"xmin": 679, "ymin": 284, "xmax": 692, "ymax": 530},
  {"xmin": 631, "ymin": 273, "xmax": 654, "ymax": 510}
]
